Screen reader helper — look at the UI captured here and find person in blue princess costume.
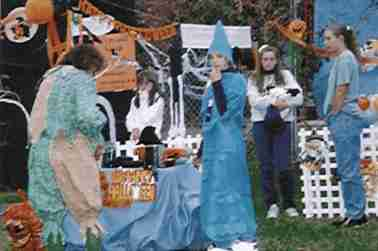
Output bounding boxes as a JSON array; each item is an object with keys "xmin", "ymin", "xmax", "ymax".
[{"xmin": 200, "ymin": 20, "xmax": 258, "ymax": 251}]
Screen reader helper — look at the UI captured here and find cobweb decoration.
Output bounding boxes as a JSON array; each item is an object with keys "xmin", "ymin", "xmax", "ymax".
[
  {"xmin": 136, "ymin": 37, "xmax": 171, "ymax": 92},
  {"xmin": 133, "ymin": 42, "xmax": 211, "ymax": 139},
  {"xmin": 181, "ymin": 48, "xmax": 211, "ymax": 99}
]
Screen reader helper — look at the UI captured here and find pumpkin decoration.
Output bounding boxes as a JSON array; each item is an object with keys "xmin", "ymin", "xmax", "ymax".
[
  {"xmin": 1, "ymin": 190, "xmax": 46, "ymax": 251},
  {"xmin": 271, "ymin": 18, "xmax": 378, "ymax": 65},
  {"xmin": 161, "ymin": 148, "xmax": 187, "ymax": 162},
  {"xmin": 25, "ymin": 0, "xmax": 54, "ymax": 24},
  {"xmin": 358, "ymin": 96, "xmax": 370, "ymax": 111},
  {"xmin": 24, "ymin": 0, "xmax": 74, "ymax": 66},
  {"xmin": 297, "ymin": 129, "xmax": 329, "ymax": 172},
  {"xmin": 268, "ymin": 18, "xmax": 307, "ymax": 48},
  {"xmin": 1, "ymin": 7, "xmax": 40, "ymax": 44},
  {"xmin": 360, "ymin": 159, "xmax": 378, "ymax": 199},
  {"xmin": 299, "ymin": 141, "xmax": 325, "ymax": 171},
  {"xmin": 360, "ymin": 158, "xmax": 373, "ymax": 171},
  {"xmin": 288, "ymin": 19, "xmax": 307, "ymax": 40}
]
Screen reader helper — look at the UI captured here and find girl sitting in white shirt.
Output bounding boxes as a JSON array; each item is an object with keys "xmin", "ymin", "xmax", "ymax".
[{"xmin": 126, "ymin": 69, "xmax": 164, "ymax": 142}]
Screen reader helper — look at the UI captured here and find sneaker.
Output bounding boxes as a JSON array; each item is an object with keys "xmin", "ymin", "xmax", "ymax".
[
  {"xmin": 285, "ymin": 207, "xmax": 299, "ymax": 217},
  {"xmin": 343, "ymin": 215, "xmax": 368, "ymax": 227},
  {"xmin": 331, "ymin": 217, "xmax": 349, "ymax": 226},
  {"xmin": 231, "ymin": 241, "xmax": 258, "ymax": 251},
  {"xmin": 330, "ymin": 174, "xmax": 341, "ymax": 184},
  {"xmin": 266, "ymin": 204, "xmax": 280, "ymax": 219},
  {"xmin": 207, "ymin": 245, "xmax": 231, "ymax": 251}
]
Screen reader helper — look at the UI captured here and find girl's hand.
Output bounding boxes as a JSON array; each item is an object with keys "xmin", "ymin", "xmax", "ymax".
[
  {"xmin": 192, "ymin": 157, "xmax": 202, "ymax": 169},
  {"xmin": 209, "ymin": 68, "xmax": 221, "ymax": 82},
  {"xmin": 131, "ymin": 128, "xmax": 140, "ymax": 141},
  {"xmin": 272, "ymin": 100, "xmax": 289, "ymax": 110}
]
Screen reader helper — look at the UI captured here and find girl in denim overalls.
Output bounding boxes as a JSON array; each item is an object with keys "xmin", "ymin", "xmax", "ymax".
[{"xmin": 323, "ymin": 24, "xmax": 368, "ymax": 227}]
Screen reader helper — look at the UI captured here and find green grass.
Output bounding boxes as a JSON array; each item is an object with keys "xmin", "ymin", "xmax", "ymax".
[
  {"xmin": 0, "ymin": 192, "xmax": 19, "ymax": 251},
  {"xmin": 1, "ymin": 161, "xmax": 378, "ymax": 251},
  {"xmin": 0, "ymin": 219, "xmax": 11, "ymax": 251},
  {"xmin": 258, "ymin": 216, "xmax": 378, "ymax": 251},
  {"xmin": 249, "ymin": 152, "xmax": 378, "ymax": 251},
  {"xmin": 0, "ymin": 192, "xmax": 22, "ymax": 204}
]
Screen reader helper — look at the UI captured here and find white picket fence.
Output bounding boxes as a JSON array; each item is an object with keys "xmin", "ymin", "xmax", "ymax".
[
  {"xmin": 111, "ymin": 134, "xmax": 203, "ymax": 160},
  {"xmin": 299, "ymin": 125, "xmax": 378, "ymax": 218},
  {"xmin": 164, "ymin": 134, "xmax": 202, "ymax": 156}
]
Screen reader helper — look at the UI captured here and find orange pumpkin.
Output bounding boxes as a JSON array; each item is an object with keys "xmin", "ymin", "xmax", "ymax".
[
  {"xmin": 25, "ymin": 0, "xmax": 54, "ymax": 24},
  {"xmin": 161, "ymin": 148, "xmax": 187, "ymax": 162},
  {"xmin": 360, "ymin": 158, "xmax": 372, "ymax": 169},
  {"xmin": 288, "ymin": 19, "xmax": 307, "ymax": 40},
  {"xmin": 358, "ymin": 96, "xmax": 370, "ymax": 110}
]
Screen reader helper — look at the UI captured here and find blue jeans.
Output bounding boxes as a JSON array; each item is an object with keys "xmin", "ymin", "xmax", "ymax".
[
  {"xmin": 327, "ymin": 112, "xmax": 366, "ymax": 219},
  {"xmin": 251, "ymin": 122, "xmax": 295, "ymax": 209}
]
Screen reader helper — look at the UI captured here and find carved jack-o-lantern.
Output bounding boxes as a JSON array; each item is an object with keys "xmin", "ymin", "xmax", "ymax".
[
  {"xmin": 288, "ymin": 19, "xmax": 307, "ymax": 40},
  {"xmin": 1, "ymin": 191, "xmax": 46, "ymax": 251}
]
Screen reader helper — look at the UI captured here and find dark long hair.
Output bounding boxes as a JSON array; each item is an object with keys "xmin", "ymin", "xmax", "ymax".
[
  {"xmin": 251, "ymin": 46, "xmax": 285, "ymax": 93},
  {"xmin": 326, "ymin": 24, "xmax": 360, "ymax": 58},
  {"xmin": 134, "ymin": 74, "xmax": 161, "ymax": 108},
  {"xmin": 60, "ymin": 44, "xmax": 105, "ymax": 74}
]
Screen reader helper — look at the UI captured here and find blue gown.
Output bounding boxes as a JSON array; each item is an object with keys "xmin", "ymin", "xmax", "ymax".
[{"xmin": 200, "ymin": 71, "xmax": 257, "ymax": 244}]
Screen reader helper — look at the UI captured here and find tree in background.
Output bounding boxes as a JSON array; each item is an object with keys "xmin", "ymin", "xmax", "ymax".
[{"xmin": 138, "ymin": 0, "xmax": 318, "ymax": 119}]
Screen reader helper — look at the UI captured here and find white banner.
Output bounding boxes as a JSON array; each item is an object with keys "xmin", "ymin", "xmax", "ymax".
[{"xmin": 180, "ymin": 24, "xmax": 253, "ymax": 49}]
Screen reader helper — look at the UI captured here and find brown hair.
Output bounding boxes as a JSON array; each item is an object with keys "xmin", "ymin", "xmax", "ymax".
[
  {"xmin": 134, "ymin": 70, "xmax": 161, "ymax": 108},
  {"xmin": 252, "ymin": 46, "xmax": 285, "ymax": 93},
  {"xmin": 60, "ymin": 44, "xmax": 105, "ymax": 74},
  {"xmin": 326, "ymin": 24, "xmax": 360, "ymax": 57}
]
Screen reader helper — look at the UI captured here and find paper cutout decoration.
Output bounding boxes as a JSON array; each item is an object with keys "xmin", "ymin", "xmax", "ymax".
[{"xmin": 3, "ymin": 7, "xmax": 39, "ymax": 43}]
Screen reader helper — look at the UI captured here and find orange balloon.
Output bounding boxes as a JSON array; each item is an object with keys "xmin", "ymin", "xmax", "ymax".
[
  {"xmin": 25, "ymin": 0, "xmax": 54, "ymax": 24},
  {"xmin": 358, "ymin": 96, "xmax": 370, "ymax": 111}
]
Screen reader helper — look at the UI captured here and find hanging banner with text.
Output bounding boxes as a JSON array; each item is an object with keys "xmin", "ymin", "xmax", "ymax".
[{"xmin": 96, "ymin": 33, "xmax": 137, "ymax": 92}]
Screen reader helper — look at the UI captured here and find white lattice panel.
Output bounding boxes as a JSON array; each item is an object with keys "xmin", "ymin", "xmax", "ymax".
[
  {"xmin": 164, "ymin": 134, "xmax": 202, "ymax": 155},
  {"xmin": 114, "ymin": 141, "xmax": 138, "ymax": 159},
  {"xmin": 112, "ymin": 134, "xmax": 203, "ymax": 160},
  {"xmin": 299, "ymin": 125, "xmax": 378, "ymax": 218}
]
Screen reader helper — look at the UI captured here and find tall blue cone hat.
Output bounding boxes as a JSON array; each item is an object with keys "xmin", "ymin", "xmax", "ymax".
[{"xmin": 208, "ymin": 20, "xmax": 234, "ymax": 64}]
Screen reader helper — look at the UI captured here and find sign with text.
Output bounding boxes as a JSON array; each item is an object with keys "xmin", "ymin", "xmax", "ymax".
[{"xmin": 96, "ymin": 33, "xmax": 137, "ymax": 92}]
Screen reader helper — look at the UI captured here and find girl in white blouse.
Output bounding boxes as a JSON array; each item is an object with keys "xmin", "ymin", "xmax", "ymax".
[
  {"xmin": 248, "ymin": 45, "xmax": 303, "ymax": 219},
  {"xmin": 126, "ymin": 69, "xmax": 164, "ymax": 142}
]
